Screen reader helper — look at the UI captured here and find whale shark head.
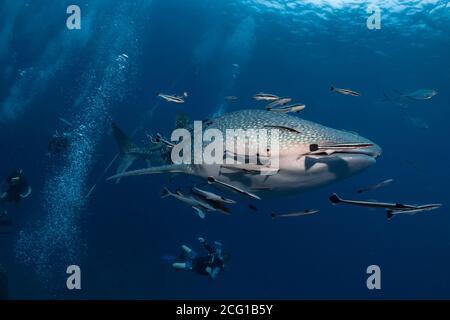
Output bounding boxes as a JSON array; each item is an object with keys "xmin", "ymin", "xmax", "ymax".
[
  {"xmin": 268, "ymin": 140, "xmax": 381, "ymax": 195},
  {"xmin": 200, "ymin": 110, "xmax": 382, "ymax": 196}
]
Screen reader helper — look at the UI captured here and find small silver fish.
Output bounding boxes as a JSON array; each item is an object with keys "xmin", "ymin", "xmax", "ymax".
[
  {"xmin": 387, "ymin": 204, "xmax": 442, "ymax": 220},
  {"xmin": 271, "ymin": 209, "xmax": 319, "ymax": 219},
  {"xmin": 330, "ymin": 194, "xmax": 442, "ymax": 219},
  {"xmin": 306, "ymin": 143, "xmax": 374, "ymax": 156},
  {"xmin": 253, "ymin": 93, "xmax": 280, "ymax": 102},
  {"xmin": 357, "ymin": 179, "xmax": 394, "ymax": 194},
  {"xmin": 265, "ymin": 97, "xmax": 292, "ymax": 110},
  {"xmin": 399, "ymin": 89, "xmax": 438, "ymax": 101},
  {"xmin": 225, "ymin": 96, "xmax": 238, "ymax": 102},
  {"xmin": 207, "ymin": 176, "xmax": 261, "ymax": 200},
  {"xmin": 153, "ymin": 133, "xmax": 174, "ymax": 148},
  {"xmin": 157, "ymin": 92, "xmax": 187, "ymax": 104},
  {"xmin": 191, "ymin": 187, "xmax": 236, "ymax": 204},
  {"xmin": 161, "ymin": 188, "xmax": 215, "ymax": 219},
  {"xmin": 330, "ymin": 86, "xmax": 361, "ymax": 97},
  {"xmin": 267, "ymin": 103, "xmax": 306, "ymax": 113}
]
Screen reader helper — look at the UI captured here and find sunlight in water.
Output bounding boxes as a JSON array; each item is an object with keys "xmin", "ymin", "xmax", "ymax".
[{"xmin": 244, "ymin": 0, "xmax": 444, "ymax": 10}]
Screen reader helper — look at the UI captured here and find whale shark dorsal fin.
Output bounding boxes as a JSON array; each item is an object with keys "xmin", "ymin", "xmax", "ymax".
[{"xmin": 175, "ymin": 111, "xmax": 191, "ymax": 129}]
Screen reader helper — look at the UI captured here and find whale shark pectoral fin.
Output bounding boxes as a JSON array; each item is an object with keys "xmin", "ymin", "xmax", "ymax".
[
  {"xmin": 304, "ymin": 156, "xmax": 329, "ymax": 170},
  {"xmin": 106, "ymin": 164, "xmax": 189, "ymax": 181}
]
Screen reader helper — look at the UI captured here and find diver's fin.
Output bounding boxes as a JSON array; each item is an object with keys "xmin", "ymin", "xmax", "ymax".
[
  {"xmin": 172, "ymin": 262, "xmax": 188, "ymax": 270},
  {"xmin": 106, "ymin": 164, "xmax": 189, "ymax": 181},
  {"xmin": 19, "ymin": 186, "xmax": 32, "ymax": 199},
  {"xmin": 175, "ymin": 111, "xmax": 191, "ymax": 129},
  {"xmin": 329, "ymin": 193, "xmax": 342, "ymax": 204},
  {"xmin": 192, "ymin": 207, "xmax": 206, "ymax": 219}
]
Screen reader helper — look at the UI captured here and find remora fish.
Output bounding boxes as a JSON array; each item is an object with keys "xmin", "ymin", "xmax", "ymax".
[
  {"xmin": 330, "ymin": 86, "xmax": 361, "ymax": 97},
  {"xmin": 107, "ymin": 110, "xmax": 381, "ymax": 197},
  {"xmin": 207, "ymin": 176, "xmax": 261, "ymax": 200},
  {"xmin": 395, "ymin": 89, "xmax": 438, "ymax": 101},
  {"xmin": 225, "ymin": 96, "xmax": 238, "ymax": 102},
  {"xmin": 191, "ymin": 187, "xmax": 236, "ymax": 204},
  {"xmin": 253, "ymin": 93, "xmax": 280, "ymax": 102},
  {"xmin": 267, "ymin": 103, "xmax": 306, "ymax": 113},
  {"xmin": 330, "ymin": 194, "xmax": 442, "ymax": 218},
  {"xmin": 157, "ymin": 92, "xmax": 187, "ymax": 104},
  {"xmin": 271, "ymin": 209, "xmax": 319, "ymax": 219},
  {"xmin": 357, "ymin": 179, "xmax": 394, "ymax": 194},
  {"xmin": 161, "ymin": 187, "xmax": 215, "ymax": 219},
  {"xmin": 329, "ymin": 193, "xmax": 418, "ymax": 210},
  {"xmin": 386, "ymin": 204, "xmax": 442, "ymax": 220},
  {"xmin": 265, "ymin": 97, "xmax": 292, "ymax": 110}
]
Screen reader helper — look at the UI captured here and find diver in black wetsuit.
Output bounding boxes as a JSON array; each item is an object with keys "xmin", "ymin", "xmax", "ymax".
[
  {"xmin": 47, "ymin": 131, "xmax": 72, "ymax": 156},
  {"xmin": 172, "ymin": 237, "xmax": 230, "ymax": 280},
  {"xmin": 0, "ymin": 169, "xmax": 32, "ymax": 218}
]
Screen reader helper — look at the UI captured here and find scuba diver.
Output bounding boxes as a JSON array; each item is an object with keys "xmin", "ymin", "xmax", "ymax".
[
  {"xmin": 47, "ymin": 118, "xmax": 76, "ymax": 156},
  {"xmin": 0, "ymin": 169, "xmax": 32, "ymax": 218},
  {"xmin": 172, "ymin": 237, "xmax": 230, "ymax": 280},
  {"xmin": 47, "ymin": 131, "xmax": 71, "ymax": 156}
]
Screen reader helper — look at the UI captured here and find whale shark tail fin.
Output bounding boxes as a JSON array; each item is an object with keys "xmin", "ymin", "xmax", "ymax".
[
  {"xmin": 329, "ymin": 193, "xmax": 342, "ymax": 204},
  {"xmin": 111, "ymin": 123, "xmax": 140, "ymax": 184},
  {"xmin": 112, "ymin": 123, "xmax": 137, "ymax": 155}
]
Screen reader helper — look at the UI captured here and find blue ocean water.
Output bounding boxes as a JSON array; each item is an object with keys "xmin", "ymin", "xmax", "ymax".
[{"xmin": 0, "ymin": 0, "xmax": 449, "ymax": 299}]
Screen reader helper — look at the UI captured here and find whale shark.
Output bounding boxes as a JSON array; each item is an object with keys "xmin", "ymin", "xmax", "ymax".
[{"xmin": 108, "ymin": 109, "xmax": 381, "ymax": 197}]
